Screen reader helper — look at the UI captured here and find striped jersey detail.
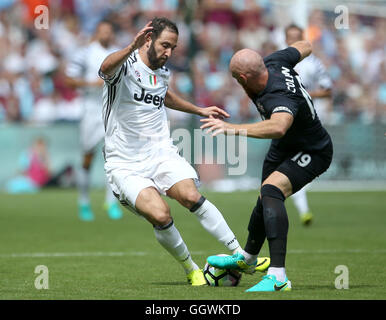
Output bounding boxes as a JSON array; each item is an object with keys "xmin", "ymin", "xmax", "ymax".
[{"xmin": 104, "ymin": 62, "xmax": 127, "ymax": 130}]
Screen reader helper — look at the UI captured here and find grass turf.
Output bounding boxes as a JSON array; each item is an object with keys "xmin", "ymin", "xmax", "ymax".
[{"xmin": 0, "ymin": 189, "xmax": 385, "ymax": 300}]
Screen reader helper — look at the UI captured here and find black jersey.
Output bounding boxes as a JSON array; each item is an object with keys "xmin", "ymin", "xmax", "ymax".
[{"xmin": 252, "ymin": 47, "xmax": 331, "ymax": 152}]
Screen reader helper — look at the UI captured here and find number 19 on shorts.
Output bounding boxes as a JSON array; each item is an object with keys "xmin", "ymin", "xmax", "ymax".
[{"xmin": 292, "ymin": 152, "xmax": 312, "ymax": 168}]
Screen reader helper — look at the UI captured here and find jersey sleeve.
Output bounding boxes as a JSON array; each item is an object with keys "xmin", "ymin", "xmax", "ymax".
[
  {"xmin": 265, "ymin": 95, "xmax": 299, "ymax": 118},
  {"xmin": 65, "ymin": 47, "xmax": 87, "ymax": 78},
  {"xmin": 98, "ymin": 61, "xmax": 127, "ymax": 85},
  {"xmin": 264, "ymin": 47, "xmax": 301, "ymax": 69}
]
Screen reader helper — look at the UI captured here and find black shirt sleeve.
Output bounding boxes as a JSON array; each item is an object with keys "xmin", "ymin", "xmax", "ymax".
[
  {"xmin": 264, "ymin": 95, "xmax": 299, "ymax": 119},
  {"xmin": 264, "ymin": 47, "xmax": 301, "ymax": 69}
]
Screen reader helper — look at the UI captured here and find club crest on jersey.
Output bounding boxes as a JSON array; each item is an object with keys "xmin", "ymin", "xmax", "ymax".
[
  {"xmin": 149, "ymin": 74, "xmax": 157, "ymax": 86},
  {"xmin": 256, "ymin": 102, "xmax": 265, "ymax": 114},
  {"xmin": 135, "ymin": 70, "xmax": 141, "ymax": 82}
]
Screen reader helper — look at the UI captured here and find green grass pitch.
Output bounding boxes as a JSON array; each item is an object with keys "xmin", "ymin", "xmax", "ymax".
[{"xmin": 0, "ymin": 189, "xmax": 385, "ymax": 300}]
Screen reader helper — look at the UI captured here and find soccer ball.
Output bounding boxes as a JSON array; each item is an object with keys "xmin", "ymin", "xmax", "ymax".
[{"xmin": 203, "ymin": 254, "xmax": 242, "ymax": 287}]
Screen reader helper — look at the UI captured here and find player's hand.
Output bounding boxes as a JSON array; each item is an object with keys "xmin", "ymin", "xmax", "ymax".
[
  {"xmin": 200, "ymin": 118, "xmax": 235, "ymax": 137},
  {"xmin": 200, "ymin": 106, "xmax": 230, "ymax": 120},
  {"xmin": 131, "ymin": 21, "xmax": 153, "ymax": 50}
]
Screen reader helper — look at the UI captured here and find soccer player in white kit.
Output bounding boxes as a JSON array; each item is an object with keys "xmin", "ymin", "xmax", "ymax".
[
  {"xmin": 98, "ymin": 18, "xmax": 270, "ymax": 285},
  {"xmin": 65, "ymin": 21, "xmax": 123, "ymax": 221},
  {"xmin": 285, "ymin": 24, "xmax": 333, "ymax": 225}
]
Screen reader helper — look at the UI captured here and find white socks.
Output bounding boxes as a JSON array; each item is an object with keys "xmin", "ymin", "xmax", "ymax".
[
  {"xmin": 154, "ymin": 197, "xmax": 242, "ymax": 275},
  {"xmin": 267, "ymin": 267, "xmax": 287, "ymax": 282},
  {"xmin": 292, "ymin": 187, "xmax": 309, "ymax": 215},
  {"xmin": 238, "ymin": 249, "xmax": 258, "ymax": 265},
  {"xmin": 153, "ymin": 221, "xmax": 199, "ymax": 275},
  {"xmin": 191, "ymin": 198, "xmax": 240, "ymax": 252},
  {"xmin": 77, "ymin": 167, "xmax": 90, "ymax": 205}
]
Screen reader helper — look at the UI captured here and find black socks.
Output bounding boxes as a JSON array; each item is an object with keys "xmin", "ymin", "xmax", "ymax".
[{"xmin": 245, "ymin": 184, "xmax": 289, "ymax": 267}]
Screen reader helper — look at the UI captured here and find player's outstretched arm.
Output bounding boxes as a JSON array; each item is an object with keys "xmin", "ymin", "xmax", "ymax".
[
  {"xmin": 200, "ymin": 112, "xmax": 293, "ymax": 139},
  {"xmin": 165, "ymin": 90, "xmax": 230, "ymax": 119},
  {"xmin": 65, "ymin": 77, "xmax": 103, "ymax": 89},
  {"xmin": 99, "ymin": 22, "xmax": 153, "ymax": 78},
  {"xmin": 290, "ymin": 40, "xmax": 312, "ymax": 62}
]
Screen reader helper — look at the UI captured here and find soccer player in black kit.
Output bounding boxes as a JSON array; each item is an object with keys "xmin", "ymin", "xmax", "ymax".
[{"xmin": 201, "ymin": 40, "xmax": 333, "ymax": 292}]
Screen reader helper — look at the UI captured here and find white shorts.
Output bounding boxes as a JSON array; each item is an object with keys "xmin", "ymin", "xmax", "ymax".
[
  {"xmin": 105, "ymin": 146, "xmax": 199, "ymax": 214},
  {"xmin": 79, "ymin": 102, "xmax": 105, "ymax": 153}
]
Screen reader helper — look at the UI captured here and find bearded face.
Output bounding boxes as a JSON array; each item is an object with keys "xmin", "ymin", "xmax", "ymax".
[
  {"xmin": 147, "ymin": 41, "xmax": 167, "ymax": 69},
  {"xmin": 146, "ymin": 29, "xmax": 178, "ymax": 70}
]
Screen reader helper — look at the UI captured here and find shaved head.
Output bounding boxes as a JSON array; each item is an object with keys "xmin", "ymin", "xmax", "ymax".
[
  {"xmin": 229, "ymin": 48, "xmax": 268, "ymax": 95},
  {"xmin": 230, "ymin": 49, "xmax": 265, "ymax": 77}
]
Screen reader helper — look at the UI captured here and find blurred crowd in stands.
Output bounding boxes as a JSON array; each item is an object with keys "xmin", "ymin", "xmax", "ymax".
[{"xmin": 0, "ymin": 0, "xmax": 385, "ymax": 126}]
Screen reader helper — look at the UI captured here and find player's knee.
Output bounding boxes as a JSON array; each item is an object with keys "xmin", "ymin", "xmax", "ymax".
[
  {"xmin": 260, "ymin": 185, "xmax": 288, "ymax": 239},
  {"xmin": 180, "ymin": 190, "xmax": 202, "ymax": 209},
  {"xmin": 260, "ymin": 184, "xmax": 285, "ymax": 201},
  {"xmin": 152, "ymin": 206, "xmax": 172, "ymax": 227}
]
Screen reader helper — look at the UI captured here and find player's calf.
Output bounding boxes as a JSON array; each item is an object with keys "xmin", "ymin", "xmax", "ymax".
[
  {"xmin": 189, "ymin": 195, "xmax": 241, "ymax": 252},
  {"xmin": 260, "ymin": 183, "xmax": 291, "ymax": 284}
]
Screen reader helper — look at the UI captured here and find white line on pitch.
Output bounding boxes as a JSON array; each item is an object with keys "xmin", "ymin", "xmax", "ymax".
[
  {"xmin": 0, "ymin": 251, "xmax": 147, "ymax": 258},
  {"xmin": 0, "ymin": 249, "xmax": 385, "ymax": 259}
]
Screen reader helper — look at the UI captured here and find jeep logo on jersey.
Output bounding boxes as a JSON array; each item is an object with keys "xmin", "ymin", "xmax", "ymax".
[{"xmin": 134, "ymin": 88, "xmax": 165, "ymax": 109}]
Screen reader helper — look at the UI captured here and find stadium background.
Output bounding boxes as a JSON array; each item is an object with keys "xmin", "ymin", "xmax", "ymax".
[
  {"xmin": 0, "ymin": 0, "xmax": 385, "ymax": 302},
  {"xmin": 0, "ymin": 0, "xmax": 385, "ymax": 193}
]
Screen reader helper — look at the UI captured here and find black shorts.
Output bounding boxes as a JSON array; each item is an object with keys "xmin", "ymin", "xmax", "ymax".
[{"xmin": 261, "ymin": 140, "xmax": 333, "ymax": 194}]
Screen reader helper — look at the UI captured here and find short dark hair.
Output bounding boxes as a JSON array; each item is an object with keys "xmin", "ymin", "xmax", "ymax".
[
  {"xmin": 95, "ymin": 20, "xmax": 115, "ymax": 32},
  {"xmin": 97, "ymin": 20, "xmax": 114, "ymax": 28},
  {"xmin": 285, "ymin": 24, "xmax": 303, "ymax": 36},
  {"xmin": 150, "ymin": 17, "xmax": 179, "ymax": 41}
]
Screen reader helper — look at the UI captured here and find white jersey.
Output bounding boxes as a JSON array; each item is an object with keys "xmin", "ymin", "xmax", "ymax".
[
  {"xmin": 295, "ymin": 54, "xmax": 331, "ymax": 92},
  {"xmin": 66, "ymin": 41, "xmax": 118, "ymax": 152},
  {"xmin": 66, "ymin": 41, "xmax": 118, "ymax": 105},
  {"xmin": 100, "ymin": 49, "xmax": 173, "ymax": 163},
  {"xmin": 294, "ymin": 54, "xmax": 332, "ymax": 122}
]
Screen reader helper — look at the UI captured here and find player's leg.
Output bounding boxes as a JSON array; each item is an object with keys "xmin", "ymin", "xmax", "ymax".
[
  {"xmin": 108, "ymin": 168, "xmax": 206, "ymax": 286},
  {"xmin": 92, "ymin": 114, "xmax": 122, "ymax": 220},
  {"xmin": 135, "ymin": 187, "xmax": 192, "ymax": 269},
  {"xmin": 79, "ymin": 108, "xmax": 122, "ymax": 220},
  {"xmin": 136, "ymin": 187, "xmax": 206, "ymax": 286},
  {"xmin": 104, "ymin": 181, "xmax": 123, "ymax": 220},
  {"xmin": 243, "ymin": 170, "xmax": 293, "ymax": 292},
  {"xmin": 291, "ymin": 186, "xmax": 313, "ymax": 225},
  {"xmin": 153, "ymin": 152, "xmax": 243, "ymax": 254},
  {"xmin": 166, "ymin": 178, "xmax": 242, "ymax": 253},
  {"xmin": 208, "ymin": 170, "xmax": 291, "ymax": 276},
  {"xmin": 247, "ymin": 145, "xmax": 333, "ymax": 292},
  {"xmin": 243, "ymin": 196, "xmax": 269, "ymax": 268},
  {"xmin": 77, "ymin": 113, "xmax": 100, "ymax": 221},
  {"xmin": 206, "ymin": 193, "xmax": 271, "ymax": 274},
  {"xmin": 206, "ymin": 151, "xmax": 283, "ymax": 273},
  {"xmin": 77, "ymin": 151, "xmax": 95, "ymax": 221},
  {"xmin": 243, "ymin": 148, "xmax": 288, "ymax": 262},
  {"xmin": 259, "ymin": 171, "xmax": 292, "ymax": 281}
]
